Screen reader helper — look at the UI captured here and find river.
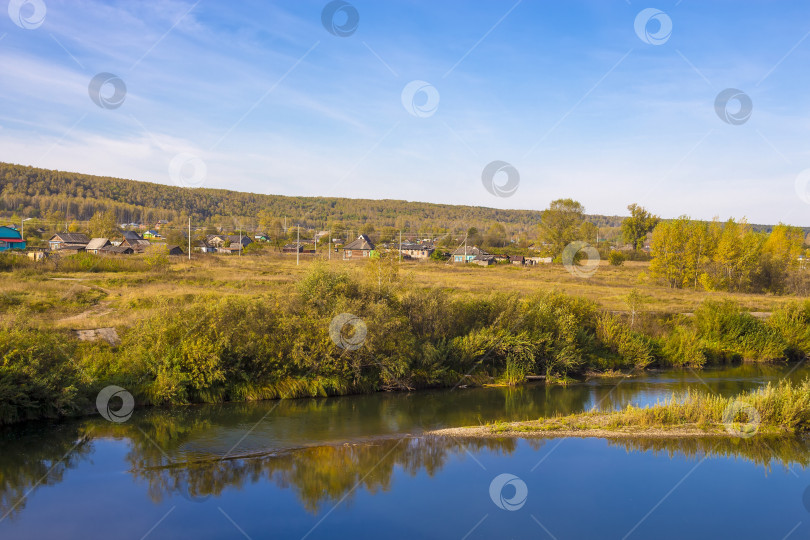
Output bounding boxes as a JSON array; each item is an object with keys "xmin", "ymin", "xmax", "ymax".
[{"xmin": 1, "ymin": 364, "xmax": 809, "ymax": 539}]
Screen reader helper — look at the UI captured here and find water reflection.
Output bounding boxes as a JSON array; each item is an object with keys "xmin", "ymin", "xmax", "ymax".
[
  {"xmin": 0, "ymin": 423, "xmax": 92, "ymax": 520},
  {"xmin": 4, "ymin": 417, "xmax": 810, "ymax": 519},
  {"xmin": 1, "ymin": 363, "xmax": 808, "ymax": 520}
]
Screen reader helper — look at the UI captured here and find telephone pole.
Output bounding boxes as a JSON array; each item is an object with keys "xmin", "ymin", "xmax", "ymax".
[
  {"xmin": 296, "ymin": 224, "xmax": 300, "ymax": 266},
  {"xmin": 188, "ymin": 217, "xmax": 191, "ymax": 260},
  {"xmin": 399, "ymin": 231, "xmax": 402, "ymax": 262}
]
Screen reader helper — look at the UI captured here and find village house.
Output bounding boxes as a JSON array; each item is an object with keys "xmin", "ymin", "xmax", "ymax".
[
  {"xmin": 119, "ymin": 231, "xmax": 151, "ymax": 253},
  {"xmin": 399, "ymin": 242, "xmax": 435, "ymax": 260},
  {"xmin": 193, "ymin": 240, "xmax": 216, "ymax": 253},
  {"xmin": 166, "ymin": 245, "xmax": 184, "ymax": 256},
  {"xmin": 472, "ymin": 254, "xmax": 495, "ymax": 266},
  {"xmin": 206, "ymin": 234, "xmax": 252, "ymax": 250},
  {"xmin": 85, "ymin": 238, "xmax": 111, "ymax": 254},
  {"xmin": 48, "ymin": 232, "xmax": 90, "ymax": 251},
  {"xmin": 0, "ymin": 226, "xmax": 26, "ymax": 251},
  {"xmin": 509, "ymin": 255, "xmax": 526, "ymax": 265},
  {"xmin": 99, "ymin": 245, "xmax": 134, "ymax": 255},
  {"xmin": 143, "ymin": 230, "xmax": 161, "ymax": 239},
  {"xmin": 282, "ymin": 242, "xmax": 303, "ymax": 253},
  {"xmin": 341, "ymin": 234, "xmax": 375, "ymax": 259},
  {"xmin": 451, "ymin": 245, "xmax": 488, "ymax": 263},
  {"xmin": 154, "ymin": 220, "xmax": 169, "ymax": 230}
]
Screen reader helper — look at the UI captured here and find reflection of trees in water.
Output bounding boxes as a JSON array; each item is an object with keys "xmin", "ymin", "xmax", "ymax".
[
  {"xmin": 134, "ymin": 436, "xmax": 520, "ymax": 513},
  {"xmin": 3, "ymin": 414, "xmax": 810, "ymax": 520},
  {"xmin": 611, "ymin": 436, "xmax": 810, "ymax": 473},
  {"xmin": 0, "ymin": 423, "xmax": 92, "ymax": 520}
]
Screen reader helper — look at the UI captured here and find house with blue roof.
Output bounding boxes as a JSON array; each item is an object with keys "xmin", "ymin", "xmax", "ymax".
[{"xmin": 0, "ymin": 226, "xmax": 26, "ymax": 251}]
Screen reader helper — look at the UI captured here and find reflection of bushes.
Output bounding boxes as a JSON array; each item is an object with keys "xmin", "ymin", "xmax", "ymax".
[
  {"xmin": 0, "ymin": 423, "xmax": 92, "ymax": 520},
  {"xmin": 611, "ymin": 436, "xmax": 810, "ymax": 472},
  {"xmin": 133, "ymin": 436, "xmax": 520, "ymax": 513}
]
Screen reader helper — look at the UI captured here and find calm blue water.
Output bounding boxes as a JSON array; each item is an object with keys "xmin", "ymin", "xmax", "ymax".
[{"xmin": 1, "ymin": 364, "xmax": 809, "ymax": 539}]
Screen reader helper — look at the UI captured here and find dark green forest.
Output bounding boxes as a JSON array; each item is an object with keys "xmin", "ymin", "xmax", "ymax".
[{"xmin": 0, "ymin": 162, "xmax": 623, "ymax": 234}]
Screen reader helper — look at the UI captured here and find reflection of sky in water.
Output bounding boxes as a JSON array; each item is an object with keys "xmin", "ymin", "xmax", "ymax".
[{"xmin": 2, "ymin": 435, "xmax": 809, "ymax": 540}]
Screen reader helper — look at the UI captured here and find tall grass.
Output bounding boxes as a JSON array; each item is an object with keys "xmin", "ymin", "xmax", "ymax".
[{"xmin": 608, "ymin": 379, "xmax": 810, "ymax": 433}]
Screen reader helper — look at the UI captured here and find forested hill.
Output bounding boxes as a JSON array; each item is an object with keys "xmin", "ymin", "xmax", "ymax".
[{"xmin": 0, "ymin": 162, "xmax": 624, "ymax": 232}]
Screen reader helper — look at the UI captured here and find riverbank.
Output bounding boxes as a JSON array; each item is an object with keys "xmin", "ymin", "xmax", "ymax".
[
  {"xmin": 3, "ymin": 261, "xmax": 810, "ymax": 425},
  {"xmin": 430, "ymin": 380, "xmax": 810, "ymax": 440}
]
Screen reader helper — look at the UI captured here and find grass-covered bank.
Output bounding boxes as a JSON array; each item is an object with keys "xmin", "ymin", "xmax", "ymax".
[
  {"xmin": 2, "ymin": 261, "xmax": 810, "ymax": 425},
  {"xmin": 431, "ymin": 380, "xmax": 810, "ymax": 439}
]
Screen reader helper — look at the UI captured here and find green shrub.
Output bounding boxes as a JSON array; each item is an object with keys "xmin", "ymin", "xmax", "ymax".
[{"xmin": 608, "ymin": 251, "xmax": 625, "ymax": 266}]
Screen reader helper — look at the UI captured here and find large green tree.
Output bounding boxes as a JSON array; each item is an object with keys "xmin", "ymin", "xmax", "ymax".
[
  {"xmin": 621, "ymin": 204, "xmax": 660, "ymax": 250},
  {"xmin": 538, "ymin": 199, "xmax": 584, "ymax": 256},
  {"xmin": 88, "ymin": 210, "xmax": 119, "ymax": 238}
]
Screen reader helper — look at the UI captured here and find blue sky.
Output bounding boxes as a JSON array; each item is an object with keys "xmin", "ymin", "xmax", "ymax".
[{"xmin": 2, "ymin": 0, "xmax": 810, "ymax": 225}]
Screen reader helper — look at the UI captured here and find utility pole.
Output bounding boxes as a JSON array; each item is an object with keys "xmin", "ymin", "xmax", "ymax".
[
  {"xmin": 328, "ymin": 231, "xmax": 331, "ymax": 261},
  {"xmin": 464, "ymin": 234, "xmax": 467, "ymax": 263},
  {"xmin": 296, "ymin": 224, "xmax": 300, "ymax": 266},
  {"xmin": 399, "ymin": 231, "xmax": 402, "ymax": 262},
  {"xmin": 188, "ymin": 217, "xmax": 191, "ymax": 260},
  {"xmin": 239, "ymin": 227, "xmax": 242, "ymax": 257}
]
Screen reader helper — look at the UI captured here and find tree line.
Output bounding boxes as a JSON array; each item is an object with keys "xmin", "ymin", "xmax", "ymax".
[{"xmin": 0, "ymin": 162, "xmax": 624, "ymax": 238}]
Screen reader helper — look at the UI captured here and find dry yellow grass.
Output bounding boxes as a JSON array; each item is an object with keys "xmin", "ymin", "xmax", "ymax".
[{"xmin": 0, "ymin": 252, "xmax": 797, "ymax": 331}]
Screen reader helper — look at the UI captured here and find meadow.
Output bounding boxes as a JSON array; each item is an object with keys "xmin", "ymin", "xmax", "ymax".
[{"xmin": 1, "ymin": 250, "xmax": 809, "ymax": 424}]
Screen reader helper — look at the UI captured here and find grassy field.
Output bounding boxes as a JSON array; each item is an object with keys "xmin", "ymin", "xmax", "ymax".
[{"xmin": 1, "ymin": 252, "xmax": 798, "ymax": 333}]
